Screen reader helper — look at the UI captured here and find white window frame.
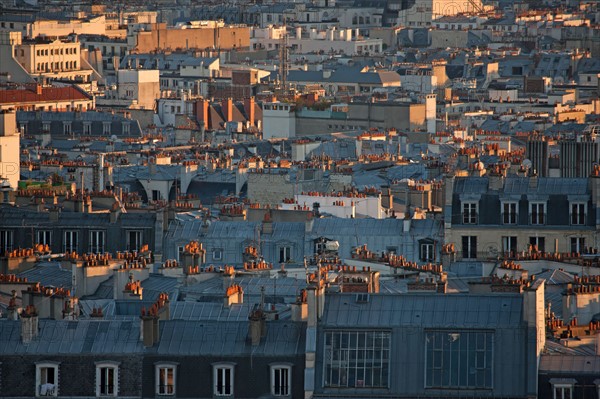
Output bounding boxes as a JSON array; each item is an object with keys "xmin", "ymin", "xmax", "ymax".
[
  {"xmin": 530, "ymin": 202, "xmax": 546, "ymax": 225},
  {"xmin": 553, "ymin": 384, "xmax": 573, "ymax": 399},
  {"xmin": 502, "ymin": 236, "xmax": 518, "ymax": 255},
  {"xmin": 462, "ymin": 201, "xmax": 478, "ymax": 224},
  {"xmin": 83, "ymin": 122, "xmax": 92, "ymax": 135},
  {"xmin": 36, "ymin": 361, "xmax": 59, "ymax": 397},
  {"xmin": 63, "ymin": 122, "xmax": 72, "ymax": 135},
  {"xmin": 570, "ymin": 237, "xmax": 585, "ymax": 254},
  {"xmin": 570, "ymin": 202, "xmax": 586, "ymax": 225},
  {"xmin": 0, "ymin": 229, "xmax": 14, "ymax": 253},
  {"xmin": 212, "ymin": 248, "xmax": 223, "ymax": 261},
  {"xmin": 501, "ymin": 201, "xmax": 518, "ymax": 224},
  {"xmin": 63, "ymin": 230, "xmax": 79, "ymax": 253},
  {"xmin": 155, "ymin": 362, "xmax": 177, "ymax": 396},
  {"xmin": 270, "ymin": 364, "xmax": 292, "ymax": 397},
  {"xmin": 126, "ymin": 230, "xmax": 142, "ymax": 252},
  {"xmin": 89, "ymin": 230, "xmax": 105, "ymax": 253},
  {"xmin": 213, "ymin": 363, "xmax": 235, "ymax": 397},
  {"xmin": 102, "ymin": 122, "xmax": 111, "ymax": 135},
  {"xmin": 123, "ymin": 122, "xmax": 131, "ymax": 135},
  {"xmin": 420, "ymin": 243, "xmax": 434, "ymax": 262},
  {"xmin": 42, "ymin": 122, "xmax": 51, "ymax": 132},
  {"xmin": 95, "ymin": 361, "xmax": 119, "ymax": 397},
  {"xmin": 279, "ymin": 245, "xmax": 292, "ymax": 263},
  {"xmin": 37, "ymin": 230, "xmax": 52, "ymax": 246}
]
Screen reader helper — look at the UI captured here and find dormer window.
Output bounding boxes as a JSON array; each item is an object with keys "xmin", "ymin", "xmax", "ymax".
[
  {"xmin": 95, "ymin": 361, "xmax": 119, "ymax": 397},
  {"xmin": 462, "ymin": 202, "xmax": 478, "ymax": 224},
  {"xmin": 155, "ymin": 362, "xmax": 177, "ymax": 396},
  {"xmin": 36, "ymin": 362, "xmax": 59, "ymax": 397}
]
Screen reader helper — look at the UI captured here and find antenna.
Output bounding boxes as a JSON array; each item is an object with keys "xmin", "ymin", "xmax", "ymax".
[{"xmin": 278, "ymin": 24, "xmax": 289, "ymax": 94}]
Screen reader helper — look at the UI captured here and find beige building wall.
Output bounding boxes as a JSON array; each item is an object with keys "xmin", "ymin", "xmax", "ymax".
[
  {"xmin": 247, "ymin": 173, "xmax": 294, "ymax": 206},
  {"xmin": 430, "ymin": 30, "xmax": 469, "ymax": 48},
  {"xmin": 0, "ymin": 111, "xmax": 20, "ymax": 189},
  {"xmin": 30, "ymin": 16, "xmax": 106, "ymax": 38},
  {"xmin": 134, "ymin": 24, "xmax": 250, "ymax": 52},
  {"xmin": 0, "ymin": 32, "xmax": 35, "ymax": 83}
]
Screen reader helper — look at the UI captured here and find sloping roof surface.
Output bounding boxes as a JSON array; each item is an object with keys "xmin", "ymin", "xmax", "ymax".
[{"xmin": 322, "ymin": 293, "xmax": 523, "ymax": 328}]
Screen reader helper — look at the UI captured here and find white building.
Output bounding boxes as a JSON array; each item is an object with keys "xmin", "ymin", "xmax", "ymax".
[
  {"xmin": 398, "ymin": 0, "xmax": 483, "ymax": 27},
  {"xmin": 262, "ymin": 102, "xmax": 296, "ymax": 139},
  {"xmin": 281, "ymin": 192, "xmax": 385, "ymax": 218}
]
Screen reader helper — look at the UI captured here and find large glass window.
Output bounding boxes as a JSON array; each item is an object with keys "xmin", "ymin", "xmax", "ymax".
[
  {"xmin": 425, "ymin": 331, "xmax": 493, "ymax": 389},
  {"xmin": 324, "ymin": 331, "xmax": 390, "ymax": 388}
]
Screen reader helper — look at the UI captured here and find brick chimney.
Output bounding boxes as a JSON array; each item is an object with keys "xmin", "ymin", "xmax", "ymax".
[
  {"xmin": 20, "ymin": 305, "xmax": 39, "ymax": 343},
  {"xmin": 195, "ymin": 98, "xmax": 209, "ymax": 130},
  {"xmin": 222, "ymin": 98, "xmax": 233, "ymax": 122},
  {"xmin": 224, "ymin": 284, "xmax": 244, "ymax": 308},
  {"xmin": 244, "ymin": 97, "xmax": 255, "ymax": 127}
]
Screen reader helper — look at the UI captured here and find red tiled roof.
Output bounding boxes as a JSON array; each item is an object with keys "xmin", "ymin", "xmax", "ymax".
[{"xmin": 0, "ymin": 86, "xmax": 91, "ymax": 104}]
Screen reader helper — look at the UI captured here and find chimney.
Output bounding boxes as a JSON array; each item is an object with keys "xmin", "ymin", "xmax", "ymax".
[
  {"xmin": 110, "ymin": 202, "xmax": 121, "ymax": 223},
  {"xmin": 291, "ymin": 289, "xmax": 308, "ymax": 321},
  {"xmin": 7, "ymin": 290, "xmax": 18, "ymax": 320},
  {"xmin": 195, "ymin": 98, "xmax": 209, "ymax": 130},
  {"xmin": 20, "ymin": 305, "xmax": 39, "ymax": 344},
  {"xmin": 262, "ymin": 211, "xmax": 273, "ymax": 234},
  {"xmin": 222, "ymin": 98, "xmax": 233, "ymax": 122},
  {"xmin": 224, "ymin": 284, "xmax": 244, "ymax": 308},
  {"xmin": 49, "ymin": 206, "xmax": 60, "ymax": 222},
  {"xmin": 381, "ymin": 186, "xmax": 393, "ymax": 209},
  {"xmin": 139, "ymin": 293, "xmax": 169, "ymax": 347},
  {"xmin": 36, "ymin": 84, "xmax": 42, "ymax": 96},
  {"xmin": 248, "ymin": 307, "xmax": 266, "ymax": 346},
  {"xmin": 244, "ymin": 97, "xmax": 255, "ymax": 127}
]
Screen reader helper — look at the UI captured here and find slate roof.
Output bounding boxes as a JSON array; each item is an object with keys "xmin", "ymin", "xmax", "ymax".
[
  {"xmin": 17, "ymin": 261, "xmax": 72, "ymax": 290},
  {"xmin": 322, "ymin": 293, "xmax": 523, "ymax": 328},
  {"xmin": 0, "ymin": 319, "xmax": 306, "ymax": 356},
  {"xmin": 540, "ymin": 355, "xmax": 600, "ymax": 374},
  {"xmin": 453, "ymin": 176, "xmax": 589, "ymax": 195}
]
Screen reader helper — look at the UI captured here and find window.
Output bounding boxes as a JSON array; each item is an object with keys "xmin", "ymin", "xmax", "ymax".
[
  {"xmin": 0, "ymin": 230, "xmax": 13, "ymax": 254},
  {"xmin": 155, "ymin": 363, "xmax": 177, "ymax": 396},
  {"xmin": 103, "ymin": 122, "xmax": 111, "ymax": 135},
  {"xmin": 36, "ymin": 362, "xmax": 59, "ymax": 397},
  {"xmin": 43, "ymin": 122, "xmax": 51, "ymax": 132},
  {"xmin": 63, "ymin": 122, "xmax": 72, "ymax": 135},
  {"xmin": 425, "ymin": 331, "xmax": 493, "ymax": 389},
  {"xmin": 571, "ymin": 203, "xmax": 586, "ymax": 225},
  {"xmin": 271, "ymin": 365, "xmax": 291, "ymax": 396},
  {"xmin": 502, "ymin": 236, "xmax": 517, "ymax": 256},
  {"xmin": 83, "ymin": 122, "xmax": 92, "ymax": 135},
  {"xmin": 420, "ymin": 243, "xmax": 434, "ymax": 262},
  {"xmin": 152, "ymin": 190, "xmax": 161, "ymax": 201},
  {"xmin": 462, "ymin": 202, "xmax": 477, "ymax": 224},
  {"xmin": 127, "ymin": 230, "xmax": 142, "ymax": 251},
  {"xmin": 502, "ymin": 202, "xmax": 517, "ymax": 224},
  {"xmin": 529, "ymin": 236, "xmax": 545, "ymax": 253},
  {"xmin": 570, "ymin": 237, "xmax": 585, "ymax": 254},
  {"xmin": 213, "ymin": 364, "xmax": 234, "ymax": 396},
  {"xmin": 212, "ymin": 248, "xmax": 223, "ymax": 261},
  {"xmin": 324, "ymin": 331, "xmax": 390, "ymax": 388},
  {"xmin": 64, "ymin": 231, "xmax": 78, "ymax": 253},
  {"xmin": 123, "ymin": 122, "xmax": 130, "ymax": 135},
  {"xmin": 89, "ymin": 230, "xmax": 105, "ymax": 253},
  {"xmin": 461, "ymin": 236, "xmax": 477, "ymax": 259},
  {"xmin": 554, "ymin": 385, "xmax": 573, "ymax": 399},
  {"xmin": 530, "ymin": 202, "xmax": 545, "ymax": 225},
  {"xmin": 95, "ymin": 361, "xmax": 119, "ymax": 397},
  {"xmin": 279, "ymin": 246, "xmax": 291, "ymax": 263},
  {"xmin": 37, "ymin": 230, "xmax": 52, "ymax": 246}
]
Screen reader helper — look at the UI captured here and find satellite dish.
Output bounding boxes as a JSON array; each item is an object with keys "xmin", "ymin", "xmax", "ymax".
[
  {"xmin": 111, "ymin": 135, "xmax": 118, "ymax": 141},
  {"xmin": 522, "ymin": 159, "xmax": 532, "ymax": 169}
]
